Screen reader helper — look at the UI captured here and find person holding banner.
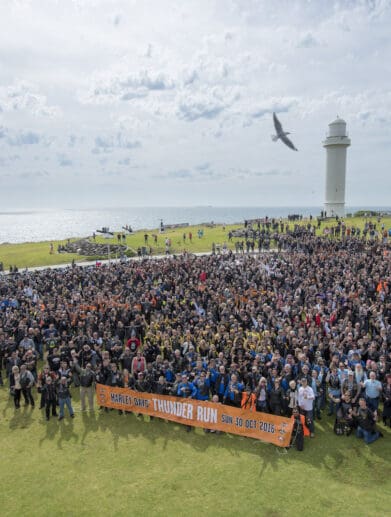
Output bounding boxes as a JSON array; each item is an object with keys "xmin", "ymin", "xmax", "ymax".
[
  {"xmin": 214, "ymin": 365, "xmax": 230, "ymax": 403},
  {"xmin": 241, "ymin": 386, "xmax": 256, "ymax": 411},
  {"xmin": 255, "ymin": 378, "xmax": 268, "ymax": 412},
  {"xmin": 194, "ymin": 371, "xmax": 211, "ymax": 401},
  {"xmin": 177, "ymin": 374, "xmax": 197, "ymax": 399},
  {"xmin": 224, "ymin": 374, "xmax": 244, "ymax": 408},
  {"xmin": 177, "ymin": 374, "xmax": 197, "ymax": 432},
  {"xmin": 154, "ymin": 375, "xmax": 171, "ymax": 396}
]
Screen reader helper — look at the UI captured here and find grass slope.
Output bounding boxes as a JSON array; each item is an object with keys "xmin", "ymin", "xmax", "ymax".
[
  {"xmin": 1, "ymin": 388, "xmax": 390, "ymax": 517},
  {"xmin": 1, "ymin": 216, "xmax": 391, "ymax": 271}
]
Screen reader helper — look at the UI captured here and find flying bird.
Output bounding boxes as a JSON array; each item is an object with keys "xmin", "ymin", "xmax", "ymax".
[{"xmin": 272, "ymin": 112, "xmax": 298, "ymax": 151}]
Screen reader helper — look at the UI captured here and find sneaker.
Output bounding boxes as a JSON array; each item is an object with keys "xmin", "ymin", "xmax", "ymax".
[
  {"xmin": 378, "ymin": 431, "xmax": 384, "ymax": 438},
  {"xmin": 46, "ymin": 417, "xmax": 50, "ymax": 421},
  {"xmin": 70, "ymin": 414, "xmax": 75, "ymax": 418},
  {"xmin": 310, "ymin": 433, "xmax": 315, "ymax": 438},
  {"xmin": 58, "ymin": 416, "xmax": 64, "ymax": 421}
]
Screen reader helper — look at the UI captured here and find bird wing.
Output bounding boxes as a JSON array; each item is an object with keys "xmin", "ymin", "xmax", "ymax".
[
  {"xmin": 280, "ymin": 133, "xmax": 298, "ymax": 151},
  {"xmin": 273, "ymin": 112, "xmax": 283, "ymax": 135}
]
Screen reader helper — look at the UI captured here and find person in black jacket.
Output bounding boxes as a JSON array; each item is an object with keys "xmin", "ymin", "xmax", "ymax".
[
  {"xmin": 214, "ymin": 365, "xmax": 230, "ymax": 403},
  {"xmin": 57, "ymin": 376, "xmax": 74, "ymax": 420},
  {"xmin": 72, "ymin": 360, "xmax": 96, "ymax": 411},
  {"xmin": 268, "ymin": 379, "xmax": 284, "ymax": 415},
  {"xmin": 42, "ymin": 376, "xmax": 58, "ymax": 420},
  {"xmin": 134, "ymin": 372, "xmax": 152, "ymax": 418},
  {"xmin": 105, "ymin": 363, "xmax": 124, "ymax": 414},
  {"xmin": 353, "ymin": 397, "xmax": 382, "ymax": 444},
  {"xmin": 134, "ymin": 372, "xmax": 151, "ymax": 393},
  {"xmin": 154, "ymin": 375, "xmax": 170, "ymax": 395},
  {"xmin": 105, "ymin": 363, "xmax": 123, "ymax": 388}
]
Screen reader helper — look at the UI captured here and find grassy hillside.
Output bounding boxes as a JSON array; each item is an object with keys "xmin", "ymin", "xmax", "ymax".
[{"xmin": 0, "ymin": 215, "xmax": 390, "ymax": 271}]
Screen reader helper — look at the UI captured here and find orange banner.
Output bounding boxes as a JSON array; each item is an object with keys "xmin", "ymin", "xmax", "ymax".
[{"xmin": 96, "ymin": 384, "xmax": 293, "ymax": 447}]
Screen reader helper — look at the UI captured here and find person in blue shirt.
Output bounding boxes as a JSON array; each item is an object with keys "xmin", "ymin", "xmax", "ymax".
[
  {"xmin": 214, "ymin": 365, "xmax": 230, "ymax": 403},
  {"xmin": 194, "ymin": 371, "xmax": 211, "ymax": 401},
  {"xmin": 362, "ymin": 371, "xmax": 383, "ymax": 411},
  {"xmin": 177, "ymin": 375, "xmax": 197, "ymax": 399},
  {"xmin": 223, "ymin": 374, "xmax": 244, "ymax": 407},
  {"xmin": 177, "ymin": 374, "xmax": 197, "ymax": 432},
  {"xmin": 161, "ymin": 364, "xmax": 174, "ymax": 384}
]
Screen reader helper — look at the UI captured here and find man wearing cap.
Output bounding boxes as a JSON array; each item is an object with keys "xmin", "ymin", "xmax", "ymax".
[
  {"xmin": 135, "ymin": 371, "xmax": 151, "ymax": 393},
  {"xmin": 177, "ymin": 374, "xmax": 197, "ymax": 399}
]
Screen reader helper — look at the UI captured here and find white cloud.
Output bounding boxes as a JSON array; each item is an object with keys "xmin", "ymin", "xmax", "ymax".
[
  {"xmin": 7, "ymin": 130, "xmax": 41, "ymax": 146},
  {"xmin": 177, "ymin": 89, "xmax": 229, "ymax": 122},
  {"xmin": 92, "ymin": 132, "xmax": 141, "ymax": 154},
  {"xmin": 296, "ymin": 32, "xmax": 321, "ymax": 48},
  {"xmin": 0, "ymin": 0, "xmax": 390, "ymax": 208},
  {"xmin": 82, "ymin": 67, "xmax": 176, "ymax": 105},
  {"xmin": 0, "ymin": 81, "xmax": 61, "ymax": 117}
]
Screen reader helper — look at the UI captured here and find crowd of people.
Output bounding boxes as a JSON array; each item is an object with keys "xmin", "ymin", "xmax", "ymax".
[{"xmin": 0, "ymin": 222, "xmax": 390, "ymax": 445}]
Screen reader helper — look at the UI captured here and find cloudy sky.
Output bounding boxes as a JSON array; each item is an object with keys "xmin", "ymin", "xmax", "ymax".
[{"xmin": 0, "ymin": 0, "xmax": 390, "ymax": 209}]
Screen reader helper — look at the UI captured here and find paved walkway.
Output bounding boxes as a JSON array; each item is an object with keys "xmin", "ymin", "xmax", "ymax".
[
  {"xmin": 2, "ymin": 251, "xmax": 211, "ymax": 275},
  {"xmin": 2, "ymin": 249, "xmax": 279, "ymax": 276}
]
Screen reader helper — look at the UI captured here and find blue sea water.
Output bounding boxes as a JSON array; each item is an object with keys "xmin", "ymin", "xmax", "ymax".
[{"xmin": 0, "ymin": 206, "xmax": 390, "ymax": 244}]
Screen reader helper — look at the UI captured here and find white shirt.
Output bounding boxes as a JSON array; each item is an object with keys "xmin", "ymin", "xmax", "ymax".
[{"xmin": 298, "ymin": 385, "xmax": 315, "ymax": 411}]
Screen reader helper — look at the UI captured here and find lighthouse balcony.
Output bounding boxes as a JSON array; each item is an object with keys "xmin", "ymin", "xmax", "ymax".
[{"xmin": 323, "ymin": 136, "xmax": 351, "ymax": 147}]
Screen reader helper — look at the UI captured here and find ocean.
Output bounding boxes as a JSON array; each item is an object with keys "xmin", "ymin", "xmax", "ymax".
[{"xmin": 0, "ymin": 206, "xmax": 389, "ymax": 244}]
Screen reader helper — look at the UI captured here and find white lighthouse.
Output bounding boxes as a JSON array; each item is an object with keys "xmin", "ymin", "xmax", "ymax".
[{"xmin": 323, "ymin": 117, "xmax": 351, "ymax": 217}]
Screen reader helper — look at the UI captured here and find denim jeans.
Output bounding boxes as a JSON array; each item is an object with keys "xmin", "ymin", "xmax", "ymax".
[
  {"xmin": 314, "ymin": 396, "xmax": 322, "ymax": 416},
  {"xmin": 59, "ymin": 397, "xmax": 74, "ymax": 418},
  {"xmin": 366, "ymin": 397, "xmax": 379, "ymax": 412},
  {"xmin": 328, "ymin": 389, "xmax": 341, "ymax": 415},
  {"xmin": 356, "ymin": 426, "xmax": 380, "ymax": 444},
  {"xmin": 36, "ymin": 342, "xmax": 44, "ymax": 360}
]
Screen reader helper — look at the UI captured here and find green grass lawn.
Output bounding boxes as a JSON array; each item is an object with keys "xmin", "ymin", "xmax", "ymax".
[
  {"xmin": 1, "ymin": 387, "xmax": 390, "ymax": 516},
  {"xmin": 1, "ymin": 215, "xmax": 391, "ymax": 271}
]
